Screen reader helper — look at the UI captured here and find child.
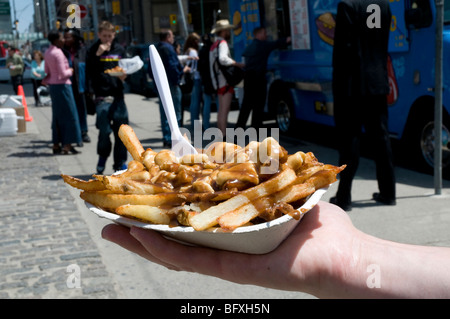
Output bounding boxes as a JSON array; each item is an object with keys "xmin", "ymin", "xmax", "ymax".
[{"xmin": 86, "ymin": 21, "xmax": 129, "ymax": 174}]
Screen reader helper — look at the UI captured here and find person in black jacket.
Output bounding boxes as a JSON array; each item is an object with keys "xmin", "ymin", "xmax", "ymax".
[
  {"xmin": 86, "ymin": 21, "xmax": 129, "ymax": 174},
  {"xmin": 330, "ymin": 0, "xmax": 396, "ymax": 211},
  {"xmin": 197, "ymin": 33, "xmax": 216, "ymax": 131},
  {"xmin": 235, "ymin": 27, "xmax": 290, "ymax": 133},
  {"xmin": 152, "ymin": 29, "xmax": 190, "ymax": 148}
]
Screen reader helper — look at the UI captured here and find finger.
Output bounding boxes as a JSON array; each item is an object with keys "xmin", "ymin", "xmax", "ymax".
[
  {"xmin": 129, "ymin": 226, "xmax": 261, "ymax": 285},
  {"xmin": 101, "ymin": 224, "xmax": 176, "ymax": 269}
]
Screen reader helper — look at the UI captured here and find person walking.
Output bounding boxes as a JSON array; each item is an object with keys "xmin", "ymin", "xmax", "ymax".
[
  {"xmin": 64, "ymin": 28, "xmax": 91, "ymax": 145},
  {"xmin": 43, "ymin": 29, "xmax": 82, "ymax": 155},
  {"xmin": 209, "ymin": 20, "xmax": 245, "ymax": 137},
  {"xmin": 198, "ymin": 33, "xmax": 216, "ymax": 131},
  {"xmin": 6, "ymin": 46, "xmax": 24, "ymax": 95},
  {"xmin": 86, "ymin": 21, "xmax": 129, "ymax": 174},
  {"xmin": 152, "ymin": 29, "xmax": 190, "ymax": 148},
  {"xmin": 330, "ymin": 0, "xmax": 396, "ymax": 211},
  {"xmin": 235, "ymin": 27, "xmax": 290, "ymax": 133},
  {"xmin": 30, "ymin": 50, "xmax": 46, "ymax": 106},
  {"xmin": 183, "ymin": 33, "xmax": 202, "ymax": 133}
]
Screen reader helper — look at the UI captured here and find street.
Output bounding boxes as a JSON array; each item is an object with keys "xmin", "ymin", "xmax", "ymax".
[{"xmin": 1, "ymin": 81, "xmax": 450, "ymax": 299}]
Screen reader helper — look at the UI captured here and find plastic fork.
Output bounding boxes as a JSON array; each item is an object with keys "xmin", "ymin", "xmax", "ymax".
[{"xmin": 149, "ymin": 44, "xmax": 197, "ymax": 157}]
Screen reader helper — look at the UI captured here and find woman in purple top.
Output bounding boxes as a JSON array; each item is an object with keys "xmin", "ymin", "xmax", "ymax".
[{"xmin": 44, "ymin": 29, "xmax": 81, "ymax": 155}]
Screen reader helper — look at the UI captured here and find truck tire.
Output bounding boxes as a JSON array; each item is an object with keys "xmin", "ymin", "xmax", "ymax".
[
  {"xmin": 403, "ymin": 106, "xmax": 450, "ymax": 175},
  {"xmin": 275, "ymin": 94, "xmax": 295, "ymax": 134}
]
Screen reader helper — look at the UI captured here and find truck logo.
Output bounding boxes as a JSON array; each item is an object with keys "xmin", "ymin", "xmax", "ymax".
[{"xmin": 316, "ymin": 12, "xmax": 335, "ymax": 46}]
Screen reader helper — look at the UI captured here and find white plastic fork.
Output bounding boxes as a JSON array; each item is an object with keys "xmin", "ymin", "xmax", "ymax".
[{"xmin": 149, "ymin": 45, "xmax": 197, "ymax": 157}]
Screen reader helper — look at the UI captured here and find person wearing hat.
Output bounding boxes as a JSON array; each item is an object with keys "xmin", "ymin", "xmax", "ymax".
[{"xmin": 209, "ymin": 19, "xmax": 245, "ymax": 137}]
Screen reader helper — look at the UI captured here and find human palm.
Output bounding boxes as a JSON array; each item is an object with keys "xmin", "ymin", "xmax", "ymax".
[{"xmin": 102, "ymin": 201, "xmax": 358, "ymax": 297}]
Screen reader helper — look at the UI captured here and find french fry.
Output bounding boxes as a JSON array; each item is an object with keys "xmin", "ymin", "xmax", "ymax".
[
  {"xmin": 104, "ymin": 178, "xmax": 170, "ymax": 194},
  {"xmin": 118, "ymin": 124, "xmax": 145, "ymax": 162},
  {"xmin": 217, "ymin": 199, "xmax": 264, "ymax": 231},
  {"xmin": 80, "ymin": 191, "xmax": 186, "ymax": 212},
  {"xmin": 116, "ymin": 205, "xmax": 171, "ymax": 224},
  {"xmin": 189, "ymin": 167, "xmax": 297, "ymax": 231},
  {"xmin": 61, "ymin": 174, "xmax": 106, "ymax": 191}
]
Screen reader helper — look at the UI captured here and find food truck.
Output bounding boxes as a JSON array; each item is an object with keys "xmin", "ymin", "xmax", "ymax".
[{"xmin": 228, "ymin": 0, "xmax": 450, "ymax": 173}]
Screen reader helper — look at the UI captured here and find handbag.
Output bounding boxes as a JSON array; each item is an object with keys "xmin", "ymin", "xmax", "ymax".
[
  {"xmin": 218, "ymin": 62, "xmax": 244, "ymax": 87},
  {"xmin": 215, "ymin": 41, "xmax": 244, "ymax": 87},
  {"xmin": 180, "ymin": 71, "xmax": 194, "ymax": 94}
]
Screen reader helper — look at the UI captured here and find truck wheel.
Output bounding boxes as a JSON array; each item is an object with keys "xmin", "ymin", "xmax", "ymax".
[
  {"xmin": 419, "ymin": 120, "xmax": 450, "ymax": 172},
  {"xmin": 404, "ymin": 110, "xmax": 450, "ymax": 175},
  {"xmin": 275, "ymin": 95, "xmax": 295, "ymax": 134}
]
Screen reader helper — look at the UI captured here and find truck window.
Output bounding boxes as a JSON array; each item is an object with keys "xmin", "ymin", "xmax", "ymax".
[
  {"xmin": 405, "ymin": 0, "xmax": 432, "ymax": 28},
  {"xmin": 275, "ymin": 0, "xmax": 291, "ymax": 38},
  {"xmin": 445, "ymin": 0, "xmax": 450, "ymax": 24}
]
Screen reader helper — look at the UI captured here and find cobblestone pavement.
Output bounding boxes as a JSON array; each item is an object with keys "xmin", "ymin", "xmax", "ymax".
[{"xmin": 0, "ymin": 133, "xmax": 117, "ymax": 299}]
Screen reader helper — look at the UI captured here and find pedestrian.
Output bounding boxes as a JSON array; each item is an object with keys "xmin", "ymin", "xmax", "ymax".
[
  {"xmin": 235, "ymin": 27, "xmax": 290, "ymax": 132},
  {"xmin": 329, "ymin": 0, "xmax": 396, "ymax": 211},
  {"xmin": 43, "ymin": 29, "xmax": 82, "ymax": 155},
  {"xmin": 6, "ymin": 46, "xmax": 24, "ymax": 95},
  {"xmin": 86, "ymin": 20, "xmax": 129, "ymax": 174},
  {"xmin": 209, "ymin": 20, "xmax": 245, "ymax": 137},
  {"xmin": 183, "ymin": 32, "xmax": 202, "ymax": 132},
  {"xmin": 63, "ymin": 28, "xmax": 91, "ymax": 145},
  {"xmin": 30, "ymin": 50, "xmax": 46, "ymax": 106},
  {"xmin": 152, "ymin": 29, "xmax": 190, "ymax": 148},
  {"xmin": 197, "ymin": 33, "xmax": 216, "ymax": 131},
  {"xmin": 102, "ymin": 200, "xmax": 450, "ymax": 299}
]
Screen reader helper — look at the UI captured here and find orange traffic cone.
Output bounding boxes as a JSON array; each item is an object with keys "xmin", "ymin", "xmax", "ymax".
[{"xmin": 17, "ymin": 85, "xmax": 33, "ymax": 122}]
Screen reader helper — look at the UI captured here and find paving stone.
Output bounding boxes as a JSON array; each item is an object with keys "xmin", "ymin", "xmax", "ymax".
[{"xmin": 0, "ymin": 133, "xmax": 118, "ymax": 299}]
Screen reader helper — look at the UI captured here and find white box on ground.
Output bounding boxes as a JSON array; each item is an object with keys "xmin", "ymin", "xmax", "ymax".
[{"xmin": 0, "ymin": 108, "xmax": 24, "ymax": 137}]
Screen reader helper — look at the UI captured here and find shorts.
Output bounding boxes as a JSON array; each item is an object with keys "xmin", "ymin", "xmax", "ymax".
[{"xmin": 217, "ymin": 85, "xmax": 234, "ymax": 95}]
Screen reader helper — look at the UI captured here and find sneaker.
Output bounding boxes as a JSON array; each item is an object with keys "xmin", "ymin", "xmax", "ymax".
[
  {"xmin": 97, "ymin": 157, "xmax": 107, "ymax": 174},
  {"xmin": 113, "ymin": 163, "xmax": 127, "ymax": 173}
]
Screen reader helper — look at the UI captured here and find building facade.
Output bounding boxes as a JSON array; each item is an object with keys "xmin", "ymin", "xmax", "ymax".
[{"xmin": 33, "ymin": 0, "xmax": 231, "ymax": 46}]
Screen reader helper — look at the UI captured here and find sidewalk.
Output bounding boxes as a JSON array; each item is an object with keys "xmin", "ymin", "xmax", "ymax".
[
  {"xmin": 0, "ymin": 111, "xmax": 117, "ymax": 298},
  {"xmin": 1, "ymin": 85, "xmax": 450, "ymax": 299}
]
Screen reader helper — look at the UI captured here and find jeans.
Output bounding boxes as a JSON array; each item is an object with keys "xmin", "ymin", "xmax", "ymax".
[
  {"xmin": 11, "ymin": 74, "xmax": 23, "ymax": 95},
  {"xmin": 202, "ymin": 93, "xmax": 217, "ymax": 130},
  {"xmin": 189, "ymin": 79, "xmax": 202, "ymax": 131},
  {"xmin": 158, "ymin": 84, "xmax": 182, "ymax": 143},
  {"xmin": 31, "ymin": 78, "xmax": 42, "ymax": 104},
  {"xmin": 95, "ymin": 98, "xmax": 129, "ymax": 168}
]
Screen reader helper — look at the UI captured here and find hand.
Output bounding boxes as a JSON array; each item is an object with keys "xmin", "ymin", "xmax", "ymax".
[
  {"xmin": 101, "ymin": 201, "xmax": 360, "ymax": 297},
  {"xmin": 183, "ymin": 65, "xmax": 191, "ymax": 73},
  {"xmin": 234, "ymin": 62, "xmax": 245, "ymax": 69},
  {"xmin": 96, "ymin": 43, "xmax": 111, "ymax": 56}
]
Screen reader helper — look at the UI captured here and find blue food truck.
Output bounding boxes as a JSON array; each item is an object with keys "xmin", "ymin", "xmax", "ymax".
[{"xmin": 228, "ymin": 0, "xmax": 450, "ymax": 174}]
